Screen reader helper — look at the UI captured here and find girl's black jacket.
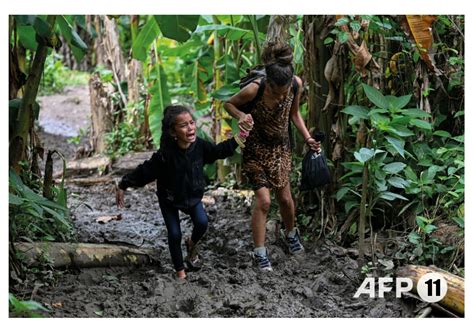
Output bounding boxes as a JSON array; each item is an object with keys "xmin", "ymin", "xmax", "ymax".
[{"xmin": 118, "ymin": 137, "xmax": 238, "ymax": 209}]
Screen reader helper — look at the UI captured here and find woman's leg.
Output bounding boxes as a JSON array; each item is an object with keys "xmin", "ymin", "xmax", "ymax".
[
  {"xmin": 275, "ymin": 183, "xmax": 304, "ymax": 253},
  {"xmin": 159, "ymin": 202, "xmax": 185, "ymax": 272},
  {"xmin": 275, "ymin": 182, "xmax": 295, "ymax": 234},
  {"xmin": 252, "ymin": 187, "xmax": 271, "ymax": 247}
]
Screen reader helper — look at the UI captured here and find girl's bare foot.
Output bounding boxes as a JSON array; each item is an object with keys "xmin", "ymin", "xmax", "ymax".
[{"xmin": 176, "ymin": 270, "xmax": 186, "ymax": 279}]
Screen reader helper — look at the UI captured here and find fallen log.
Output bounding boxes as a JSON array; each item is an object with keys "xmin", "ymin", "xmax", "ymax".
[
  {"xmin": 15, "ymin": 242, "xmax": 159, "ymax": 269},
  {"xmin": 54, "ymin": 155, "xmax": 111, "ymax": 178},
  {"xmin": 112, "ymin": 151, "xmax": 155, "ymax": 175},
  {"xmin": 57, "ymin": 176, "xmax": 115, "ymax": 186},
  {"xmin": 397, "ymin": 264, "xmax": 464, "ymax": 316}
]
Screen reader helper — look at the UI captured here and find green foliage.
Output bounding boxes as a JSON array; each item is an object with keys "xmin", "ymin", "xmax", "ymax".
[
  {"xmin": 9, "ymin": 293, "xmax": 49, "ymax": 318},
  {"xmin": 340, "ymin": 84, "xmax": 464, "ymax": 265},
  {"xmin": 393, "ymin": 216, "xmax": 455, "ymax": 265},
  {"xmin": 128, "ymin": 15, "xmax": 276, "ymax": 153},
  {"xmin": 403, "ymin": 127, "xmax": 464, "ymax": 222},
  {"xmin": 132, "ymin": 17, "xmax": 160, "ymax": 61},
  {"xmin": 39, "ymin": 53, "xmax": 90, "ymax": 95},
  {"xmin": 154, "ymin": 15, "xmax": 200, "ymax": 42},
  {"xmin": 339, "ymin": 85, "xmax": 427, "ymax": 215},
  {"xmin": 105, "ymin": 101, "xmax": 146, "ymax": 157},
  {"xmin": 148, "ymin": 62, "xmax": 171, "ymax": 149},
  {"xmin": 56, "ymin": 15, "xmax": 88, "ymax": 61},
  {"xmin": 9, "ymin": 169, "xmax": 72, "ymax": 242},
  {"xmin": 39, "ymin": 53, "xmax": 67, "ymax": 95}
]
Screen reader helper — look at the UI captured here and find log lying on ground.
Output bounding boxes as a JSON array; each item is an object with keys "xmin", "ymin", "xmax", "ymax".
[
  {"xmin": 54, "ymin": 155, "xmax": 111, "ymax": 178},
  {"xmin": 112, "ymin": 151, "xmax": 155, "ymax": 175},
  {"xmin": 15, "ymin": 242, "xmax": 159, "ymax": 268},
  {"xmin": 397, "ymin": 264, "xmax": 464, "ymax": 316},
  {"xmin": 57, "ymin": 176, "xmax": 115, "ymax": 186}
]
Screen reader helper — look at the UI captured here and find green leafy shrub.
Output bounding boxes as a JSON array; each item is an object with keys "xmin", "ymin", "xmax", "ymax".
[
  {"xmin": 105, "ymin": 100, "xmax": 146, "ymax": 158},
  {"xmin": 9, "ymin": 170, "xmax": 72, "ymax": 242},
  {"xmin": 9, "ymin": 293, "xmax": 49, "ymax": 317},
  {"xmin": 339, "ymin": 84, "xmax": 464, "ymax": 266}
]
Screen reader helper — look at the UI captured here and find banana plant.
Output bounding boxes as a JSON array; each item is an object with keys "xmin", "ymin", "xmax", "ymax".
[{"xmin": 9, "ymin": 15, "xmax": 88, "ymax": 172}]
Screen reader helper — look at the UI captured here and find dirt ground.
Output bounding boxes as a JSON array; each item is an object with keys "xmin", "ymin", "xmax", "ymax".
[{"xmin": 13, "ymin": 85, "xmax": 417, "ymax": 318}]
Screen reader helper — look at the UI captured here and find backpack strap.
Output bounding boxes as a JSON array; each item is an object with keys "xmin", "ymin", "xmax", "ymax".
[
  {"xmin": 288, "ymin": 77, "xmax": 299, "ymax": 150},
  {"xmin": 291, "ymin": 77, "xmax": 298, "ymax": 102},
  {"xmin": 255, "ymin": 78, "xmax": 266, "ymax": 103},
  {"xmin": 241, "ymin": 78, "xmax": 265, "ymax": 114}
]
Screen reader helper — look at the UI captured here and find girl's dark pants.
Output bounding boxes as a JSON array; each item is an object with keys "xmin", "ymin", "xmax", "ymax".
[{"xmin": 158, "ymin": 200, "xmax": 208, "ymax": 271}]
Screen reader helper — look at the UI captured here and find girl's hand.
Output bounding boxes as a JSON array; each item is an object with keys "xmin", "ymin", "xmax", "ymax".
[
  {"xmin": 306, "ymin": 138, "xmax": 321, "ymax": 153},
  {"xmin": 115, "ymin": 181, "xmax": 125, "ymax": 208},
  {"xmin": 238, "ymin": 114, "xmax": 254, "ymax": 132}
]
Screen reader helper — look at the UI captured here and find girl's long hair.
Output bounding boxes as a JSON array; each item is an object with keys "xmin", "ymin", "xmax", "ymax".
[{"xmin": 159, "ymin": 105, "xmax": 193, "ymax": 152}]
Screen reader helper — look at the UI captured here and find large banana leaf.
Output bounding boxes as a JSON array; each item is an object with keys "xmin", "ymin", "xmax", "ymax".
[
  {"xmin": 154, "ymin": 15, "xmax": 200, "ymax": 42},
  {"xmin": 56, "ymin": 16, "xmax": 88, "ymax": 62},
  {"xmin": 194, "ymin": 24, "xmax": 255, "ymax": 41},
  {"xmin": 132, "ymin": 17, "xmax": 160, "ymax": 61},
  {"xmin": 17, "ymin": 25, "xmax": 37, "ymax": 51},
  {"xmin": 148, "ymin": 64, "xmax": 170, "ymax": 148}
]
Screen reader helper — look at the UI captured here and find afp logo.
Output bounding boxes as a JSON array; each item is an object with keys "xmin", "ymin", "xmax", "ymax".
[{"xmin": 354, "ymin": 273, "xmax": 448, "ymax": 302}]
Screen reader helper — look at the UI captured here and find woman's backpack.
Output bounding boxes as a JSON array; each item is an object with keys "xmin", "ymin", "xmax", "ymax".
[
  {"xmin": 238, "ymin": 65, "xmax": 298, "ymax": 147},
  {"xmin": 238, "ymin": 65, "xmax": 298, "ymax": 113}
]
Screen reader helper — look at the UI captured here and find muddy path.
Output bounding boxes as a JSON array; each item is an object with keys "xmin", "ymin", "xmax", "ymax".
[
  {"xmin": 15, "ymin": 85, "xmax": 416, "ymax": 317},
  {"xmin": 34, "ymin": 184, "xmax": 414, "ymax": 317}
]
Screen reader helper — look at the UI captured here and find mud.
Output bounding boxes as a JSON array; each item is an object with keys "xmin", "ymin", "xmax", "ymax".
[
  {"xmin": 25, "ymin": 184, "xmax": 414, "ymax": 317},
  {"xmin": 37, "ymin": 85, "xmax": 91, "ymax": 174},
  {"xmin": 14, "ymin": 85, "xmax": 415, "ymax": 318},
  {"xmin": 38, "ymin": 85, "xmax": 91, "ymax": 138}
]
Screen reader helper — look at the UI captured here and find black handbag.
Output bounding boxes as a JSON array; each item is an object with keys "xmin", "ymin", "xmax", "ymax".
[
  {"xmin": 300, "ymin": 150, "xmax": 330, "ymax": 191},
  {"xmin": 300, "ymin": 132, "xmax": 330, "ymax": 191}
]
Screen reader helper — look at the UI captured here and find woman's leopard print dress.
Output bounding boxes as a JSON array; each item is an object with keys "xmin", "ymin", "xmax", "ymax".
[{"xmin": 242, "ymin": 86, "xmax": 295, "ymax": 190}]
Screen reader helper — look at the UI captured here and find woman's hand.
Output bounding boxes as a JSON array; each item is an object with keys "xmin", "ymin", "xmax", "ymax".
[
  {"xmin": 115, "ymin": 181, "xmax": 125, "ymax": 208},
  {"xmin": 306, "ymin": 138, "xmax": 321, "ymax": 153},
  {"xmin": 238, "ymin": 113, "xmax": 254, "ymax": 132}
]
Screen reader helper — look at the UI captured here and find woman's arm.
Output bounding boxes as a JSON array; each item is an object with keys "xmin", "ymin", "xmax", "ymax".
[
  {"xmin": 223, "ymin": 82, "xmax": 258, "ymax": 130},
  {"xmin": 290, "ymin": 76, "xmax": 321, "ymax": 152}
]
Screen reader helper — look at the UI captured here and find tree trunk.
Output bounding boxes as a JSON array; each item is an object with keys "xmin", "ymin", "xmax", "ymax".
[
  {"xmin": 103, "ymin": 16, "xmax": 127, "ymax": 107},
  {"xmin": 263, "ymin": 15, "xmax": 294, "ymax": 51},
  {"xmin": 303, "ymin": 16, "xmax": 338, "ymax": 155},
  {"xmin": 103, "ymin": 16, "xmax": 126, "ymax": 82},
  {"xmin": 9, "ymin": 15, "xmax": 57, "ymax": 172},
  {"xmin": 212, "ymin": 16, "xmax": 230, "ymax": 183},
  {"xmin": 397, "ymin": 265, "xmax": 464, "ymax": 316},
  {"xmin": 302, "ymin": 15, "xmax": 339, "ymax": 227},
  {"xmin": 127, "ymin": 58, "xmax": 142, "ymax": 104},
  {"xmin": 89, "ymin": 15, "xmax": 128, "ymax": 154},
  {"xmin": 358, "ymin": 162, "xmax": 369, "ymax": 268},
  {"xmin": 15, "ymin": 242, "xmax": 159, "ymax": 268},
  {"xmin": 93, "ymin": 15, "xmax": 107, "ymax": 67},
  {"xmin": 9, "ymin": 18, "xmax": 27, "ymax": 100},
  {"xmin": 89, "ymin": 73, "xmax": 113, "ymax": 153}
]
